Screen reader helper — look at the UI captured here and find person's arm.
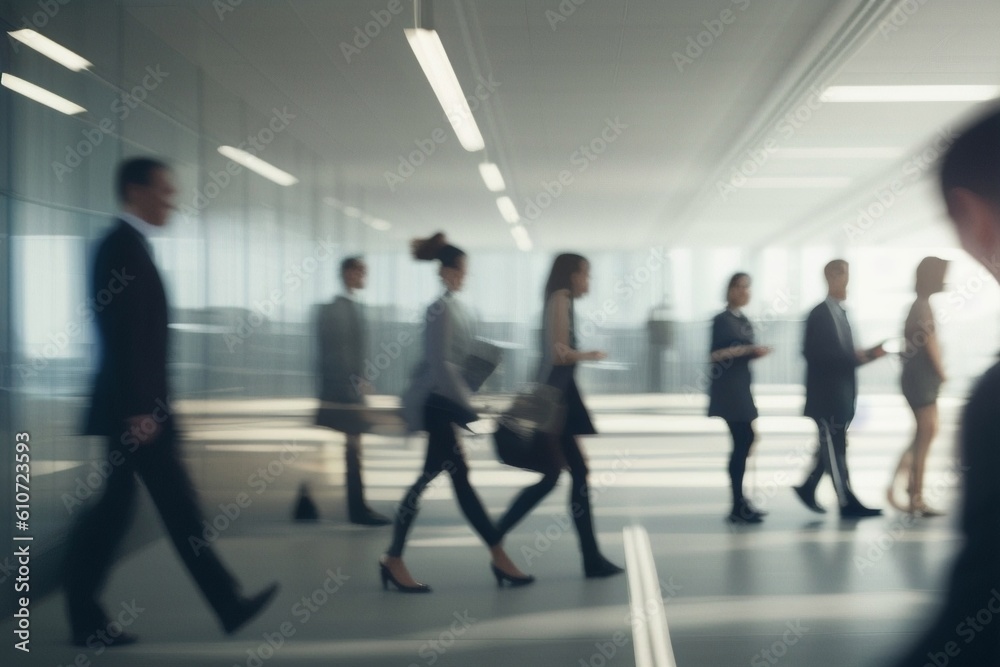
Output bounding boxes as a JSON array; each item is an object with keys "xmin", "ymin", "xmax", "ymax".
[
  {"xmin": 549, "ymin": 290, "xmax": 604, "ymax": 364},
  {"xmin": 112, "ymin": 239, "xmax": 167, "ymax": 445},
  {"xmin": 709, "ymin": 316, "xmax": 769, "ymax": 362}
]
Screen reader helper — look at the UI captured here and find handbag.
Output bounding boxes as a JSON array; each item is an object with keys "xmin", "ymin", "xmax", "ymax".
[{"xmin": 492, "ymin": 383, "xmax": 565, "ymax": 473}]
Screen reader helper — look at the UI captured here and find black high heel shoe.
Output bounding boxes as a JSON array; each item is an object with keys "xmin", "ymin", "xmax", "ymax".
[
  {"xmin": 379, "ymin": 559, "xmax": 431, "ymax": 593},
  {"xmin": 490, "ymin": 563, "xmax": 535, "ymax": 588}
]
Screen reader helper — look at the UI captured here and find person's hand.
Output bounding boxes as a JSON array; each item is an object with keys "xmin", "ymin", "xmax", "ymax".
[
  {"xmin": 127, "ymin": 414, "xmax": 162, "ymax": 446},
  {"xmin": 587, "ymin": 350, "xmax": 608, "ymax": 361},
  {"xmin": 752, "ymin": 345, "xmax": 772, "ymax": 358},
  {"xmin": 870, "ymin": 344, "xmax": 887, "ymax": 360}
]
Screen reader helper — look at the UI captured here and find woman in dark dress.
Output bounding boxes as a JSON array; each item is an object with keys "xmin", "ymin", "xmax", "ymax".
[
  {"xmin": 379, "ymin": 233, "xmax": 533, "ymax": 592},
  {"xmin": 708, "ymin": 273, "xmax": 771, "ymax": 524},
  {"xmin": 887, "ymin": 256, "xmax": 948, "ymax": 516},
  {"xmin": 497, "ymin": 253, "xmax": 623, "ymax": 578}
]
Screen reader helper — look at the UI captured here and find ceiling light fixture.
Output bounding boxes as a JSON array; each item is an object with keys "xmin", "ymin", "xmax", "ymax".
[
  {"xmin": 7, "ymin": 29, "xmax": 92, "ymax": 71},
  {"xmin": 510, "ymin": 224, "xmax": 532, "ymax": 252},
  {"xmin": 478, "ymin": 162, "xmax": 506, "ymax": 191},
  {"xmin": 495, "ymin": 196, "xmax": 520, "ymax": 223},
  {"xmin": 1, "ymin": 73, "xmax": 85, "ymax": 115},
  {"xmin": 404, "ymin": 27, "xmax": 485, "ymax": 152},
  {"xmin": 217, "ymin": 146, "xmax": 298, "ymax": 186}
]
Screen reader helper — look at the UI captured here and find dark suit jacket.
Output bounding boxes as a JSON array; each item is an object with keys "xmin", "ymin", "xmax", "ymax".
[
  {"xmin": 707, "ymin": 310, "xmax": 758, "ymax": 421},
  {"xmin": 802, "ymin": 300, "xmax": 860, "ymax": 423},
  {"xmin": 84, "ymin": 220, "xmax": 169, "ymax": 437},
  {"xmin": 316, "ymin": 295, "xmax": 368, "ymax": 404},
  {"xmin": 891, "ymin": 361, "xmax": 1000, "ymax": 666}
]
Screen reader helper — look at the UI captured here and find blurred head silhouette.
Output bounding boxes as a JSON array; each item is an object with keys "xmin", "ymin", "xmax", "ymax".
[
  {"xmin": 940, "ymin": 106, "xmax": 1000, "ymax": 277},
  {"xmin": 914, "ymin": 256, "xmax": 948, "ymax": 298},
  {"xmin": 824, "ymin": 259, "xmax": 849, "ymax": 301}
]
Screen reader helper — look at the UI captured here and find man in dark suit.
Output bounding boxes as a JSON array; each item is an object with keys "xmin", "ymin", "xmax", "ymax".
[
  {"xmin": 63, "ymin": 158, "xmax": 277, "ymax": 648},
  {"xmin": 889, "ymin": 107, "xmax": 1000, "ymax": 667},
  {"xmin": 315, "ymin": 257, "xmax": 390, "ymax": 525},
  {"xmin": 793, "ymin": 259, "xmax": 887, "ymax": 518}
]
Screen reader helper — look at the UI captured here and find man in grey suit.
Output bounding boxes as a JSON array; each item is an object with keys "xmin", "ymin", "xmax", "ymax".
[
  {"xmin": 793, "ymin": 259, "xmax": 887, "ymax": 518},
  {"xmin": 315, "ymin": 257, "xmax": 390, "ymax": 525}
]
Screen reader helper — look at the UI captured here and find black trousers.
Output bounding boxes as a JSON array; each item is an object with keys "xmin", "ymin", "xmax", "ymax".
[
  {"xmin": 801, "ymin": 417, "xmax": 858, "ymax": 508},
  {"xmin": 387, "ymin": 404, "xmax": 499, "ymax": 557},
  {"xmin": 64, "ymin": 420, "xmax": 240, "ymax": 634},
  {"xmin": 496, "ymin": 430, "xmax": 600, "ymax": 561},
  {"xmin": 725, "ymin": 420, "xmax": 755, "ymax": 509}
]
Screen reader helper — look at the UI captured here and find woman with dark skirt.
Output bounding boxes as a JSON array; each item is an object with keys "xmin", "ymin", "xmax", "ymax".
[
  {"xmin": 379, "ymin": 233, "xmax": 533, "ymax": 592},
  {"xmin": 708, "ymin": 272, "xmax": 771, "ymax": 524},
  {"xmin": 497, "ymin": 253, "xmax": 623, "ymax": 578}
]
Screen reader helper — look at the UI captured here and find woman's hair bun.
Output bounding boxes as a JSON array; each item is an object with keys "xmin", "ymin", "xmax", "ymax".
[{"xmin": 410, "ymin": 232, "xmax": 448, "ymax": 261}]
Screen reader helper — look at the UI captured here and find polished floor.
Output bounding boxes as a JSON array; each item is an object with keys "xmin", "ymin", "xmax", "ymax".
[{"xmin": 3, "ymin": 393, "xmax": 966, "ymax": 666}]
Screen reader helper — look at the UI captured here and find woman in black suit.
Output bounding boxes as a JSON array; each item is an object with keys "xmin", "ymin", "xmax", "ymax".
[
  {"xmin": 379, "ymin": 233, "xmax": 533, "ymax": 592},
  {"xmin": 497, "ymin": 253, "xmax": 623, "ymax": 578},
  {"xmin": 708, "ymin": 272, "xmax": 771, "ymax": 523}
]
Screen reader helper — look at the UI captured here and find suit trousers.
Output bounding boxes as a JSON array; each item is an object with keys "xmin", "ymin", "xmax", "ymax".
[
  {"xmin": 64, "ymin": 420, "xmax": 240, "ymax": 633},
  {"xmin": 801, "ymin": 417, "xmax": 859, "ymax": 508}
]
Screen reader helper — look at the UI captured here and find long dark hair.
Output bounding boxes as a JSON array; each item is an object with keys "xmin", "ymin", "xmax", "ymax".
[
  {"xmin": 544, "ymin": 253, "xmax": 587, "ymax": 302},
  {"xmin": 410, "ymin": 232, "xmax": 465, "ymax": 268}
]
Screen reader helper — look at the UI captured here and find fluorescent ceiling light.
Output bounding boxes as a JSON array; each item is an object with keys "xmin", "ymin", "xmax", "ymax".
[
  {"xmin": 773, "ymin": 147, "xmax": 904, "ymax": 159},
  {"xmin": 323, "ymin": 196, "xmax": 340, "ymax": 207},
  {"xmin": 7, "ymin": 29, "xmax": 92, "ymax": 71},
  {"xmin": 821, "ymin": 85, "xmax": 1000, "ymax": 103},
  {"xmin": 217, "ymin": 146, "xmax": 298, "ymax": 186},
  {"xmin": 510, "ymin": 224, "xmax": 532, "ymax": 252},
  {"xmin": 341, "ymin": 206, "xmax": 363, "ymax": 218},
  {"xmin": 405, "ymin": 28, "xmax": 485, "ymax": 152},
  {"xmin": 741, "ymin": 177, "xmax": 852, "ymax": 188},
  {"xmin": 1, "ymin": 73, "xmax": 85, "ymax": 115},
  {"xmin": 478, "ymin": 162, "xmax": 506, "ymax": 192},
  {"xmin": 369, "ymin": 218, "xmax": 392, "ymax": 231},
  {"xmin": 495, "ymin": 196, "xmax": 520, "ymax": 223}
]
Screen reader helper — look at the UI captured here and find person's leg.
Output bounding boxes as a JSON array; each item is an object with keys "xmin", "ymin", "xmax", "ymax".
[
  {"xmin": 346, "ymin": 433, "xmax": 389, "ymax": 525},
  {"xmin": 560, "ymin": 433, "xmax": 599, "ymax": 559},
  {"xmin": 133, "ymin": 422, "xmax": 245, "ymax": 620},
  {"xmin": 426, "ymin": 408, "xmax": 500, "ymax": 547},
  {"xmin": 887, "ymin": 423, "xmax": 916, "ymax": 512},
  {"xmin": 497, "ymin": 436, "xmax": 561, "ymax": 536},
  {"xmin": 800, "ymin": 419, "xmax": 828, "ymax": 494},
  {"xmin": 819, "ymin": 418, "xmax": 853, "ymax": 507},
  {"xmin": 792, "ymin": 419, "xmax": 828, "ymax": 512},
  {"xmin": 726, "ymin": 421, "xmax": 754, "ymax": 509},
  {"xmin": 909, "ymin": 403, "xmax": 941, "ymax": 512},
  {"xmin": 64, "ymin": 435, "xmax": 138, "ymax": 638},
  {"xmin": 430, "ymin": 415, "xmax": 531, "ymax": 580},
  {"xmin": 382, "ymin": 407, "xmax": 447, "ymax": 589}
]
